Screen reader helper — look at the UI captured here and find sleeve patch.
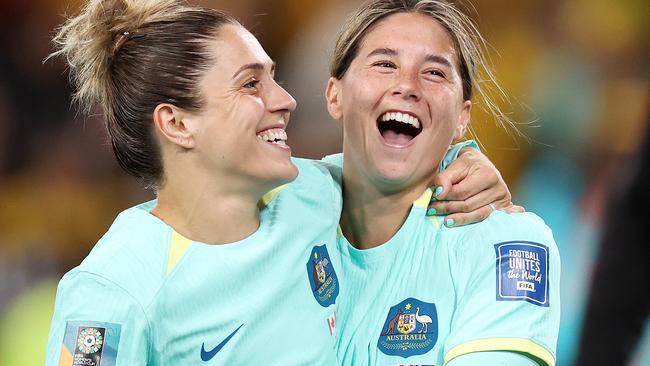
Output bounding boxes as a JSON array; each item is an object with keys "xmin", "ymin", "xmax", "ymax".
[
  {"xmin": 59, "ymin": 321, "xmax": 121, "ymax": 366},
  {"xmin": 494, "ymin": 241, "xmax": 549, "ymax": 307}
]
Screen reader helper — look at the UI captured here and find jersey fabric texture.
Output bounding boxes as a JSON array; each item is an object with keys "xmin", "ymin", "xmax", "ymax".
[
  {"xmin": 335, "ymin": 206, "xmax": 560, "ymax": 366},
  {"xmin": 325, "ymin": 143, "xmax": 561, "ymax": 366},
  {"xmin": 45, "ymin": 158, "xmax": 342, "ymax": 366}
]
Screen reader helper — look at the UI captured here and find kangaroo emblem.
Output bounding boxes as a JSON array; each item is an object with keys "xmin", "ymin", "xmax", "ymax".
[{"xmin": 383, "ymin": 309, "xmax": 402, "ymax": 335}]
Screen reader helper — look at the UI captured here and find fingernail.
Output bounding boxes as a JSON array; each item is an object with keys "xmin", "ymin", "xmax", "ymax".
[
  {"xmin": 434, "ymin": 186, "xmax": 444, "ymax": 197},
  {"xmin": 430, "ymin": 196, "xmax": 437, "ymax": 203},
  {"xmin": 446, "ymin": 218, "xmax": 455, "ymax": 227},
  {"xmin": 427, "ymin": 208, "xmax": 437, "ymax": 216}
]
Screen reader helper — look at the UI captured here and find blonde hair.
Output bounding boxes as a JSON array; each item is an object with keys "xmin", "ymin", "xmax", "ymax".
[
  {"xmin": 330, "ymin": 0, "xmax": 520, "ymax": 139},
  {"xmin": 49, "ymin": 0, "xmax": 238, "ymax": 187}
]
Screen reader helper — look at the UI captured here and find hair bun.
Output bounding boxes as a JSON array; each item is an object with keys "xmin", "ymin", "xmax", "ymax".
[{"xmin": 48, "ymin": 0, "xmax": 186, "ymax": 113}]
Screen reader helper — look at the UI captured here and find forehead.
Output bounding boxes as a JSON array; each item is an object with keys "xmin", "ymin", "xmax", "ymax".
[
  {"xmin": 358, "ymin": 12, "xmax": 458, "ymax": 62},
  {"xmin": 207, "ymin": 24, "xmax": 273, "ymax": 71}
]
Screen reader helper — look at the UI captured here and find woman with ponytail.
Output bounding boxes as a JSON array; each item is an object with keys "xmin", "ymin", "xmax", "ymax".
[
  {"xmin": 46, "ymin": 1, "xmax": 333, "ymax": 364},
  {"xmin": 46, "ymin": 0, "xmax": 515, "ymax": 364}
]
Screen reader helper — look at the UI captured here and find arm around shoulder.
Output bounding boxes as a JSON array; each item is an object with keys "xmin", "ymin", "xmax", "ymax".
[{"xmin": 45, "ymin": 270, "xmax": 151, "ymax": 366}]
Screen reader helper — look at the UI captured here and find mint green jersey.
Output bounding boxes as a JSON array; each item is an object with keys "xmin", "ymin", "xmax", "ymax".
[
  {"xmin": 335, "ymin": 193, "xmax": 560, "ymax": 366},
  {"xmin": 45, "ymin": 158, "xmax": 342, "ymax": 365}
]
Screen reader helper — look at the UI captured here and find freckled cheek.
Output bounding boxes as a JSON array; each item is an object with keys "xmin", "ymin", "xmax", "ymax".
[{"xmin": 346, "ymin": 83, "xmax": 382, "ymax": 116}]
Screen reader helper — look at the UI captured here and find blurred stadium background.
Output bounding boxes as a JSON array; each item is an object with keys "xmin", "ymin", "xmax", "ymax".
[{"xmin": 0, "ymin": 0, "xmax": 647, "ymax": 364}]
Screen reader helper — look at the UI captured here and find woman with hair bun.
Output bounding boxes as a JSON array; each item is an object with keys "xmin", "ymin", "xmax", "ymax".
[{"xmin": 45, "ymin": 0, "xmax": 515, "ymax": 364}]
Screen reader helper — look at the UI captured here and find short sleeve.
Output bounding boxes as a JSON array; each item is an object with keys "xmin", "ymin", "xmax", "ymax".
[
  {"xmin": 45, "ymin": 271, "xmax": 150, "ymax": 366},
  {"xmin": 447, "ymin": 350, "xmax": 540, "ymax": 366},
  {"xmin": 443, "ymin": 212, "xmax": 560, "ymax": 366}
]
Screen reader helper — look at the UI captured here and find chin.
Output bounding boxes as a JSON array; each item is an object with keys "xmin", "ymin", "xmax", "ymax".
[
  {"xmin": 269, "ymin": 160, "xmax": 299, "ymax": 185},
  {"xmin": 374, "ymin": 167, "xmax": 415, "ymax": 187}
]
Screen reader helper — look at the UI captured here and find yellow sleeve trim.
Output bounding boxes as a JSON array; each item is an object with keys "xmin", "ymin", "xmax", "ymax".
[
  {"xmin": 444, "ymin": 338, "xmax": 555, "ymax": 366},
  {"xmin": 166, "ymin": 230, "xmax": 193, "ymax": 274},
  {"xmin": 258, "ymin": 184, "xmax": 288, "ymax": 208}
]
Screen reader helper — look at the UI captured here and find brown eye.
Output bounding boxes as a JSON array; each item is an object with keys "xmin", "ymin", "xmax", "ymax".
[
  {"xmin": 243, "ymin": 78, "xmax": 260, "ymax": 89},
  {"xmin": 374, "ymin": 61, "xmax": 396, "ymax": 69},
  {"xmin": 425, "ymin": 69, "xmax": 446, "ymax": 78}
]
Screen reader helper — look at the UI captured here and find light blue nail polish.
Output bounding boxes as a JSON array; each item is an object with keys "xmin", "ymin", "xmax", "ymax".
[
  {"xmin": 446, "ymin": 218, "xmax": 455, "ymax": 227},
  {"xmin": 427, "ymin": 208, "xmax": 437, "ymax": 216},
  {"xmin": 434, "ymin": 186, "xmax": 444, "ymax": 197},
  {"xmin": 430, "ymin": 196, "xmax": 437, "ymax": 203}
]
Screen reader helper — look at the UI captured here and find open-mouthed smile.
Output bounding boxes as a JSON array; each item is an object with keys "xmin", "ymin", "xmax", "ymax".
[{"xmin": 377, "ymin": 110, "xmax": 423, "ymax": 147}]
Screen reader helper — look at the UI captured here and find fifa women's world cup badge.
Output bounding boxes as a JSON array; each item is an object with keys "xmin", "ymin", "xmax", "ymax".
[
  {"xmin": 73, "ymin": 327, "xmax": 105, "ymax": 365},
  {"xmin": 60, "ymin": 321, "xmax": 121, "ymax": 366},
  {"xmin": 306, "ymin": 244, "xmax": 339, "ymax": 307},
  {"xmin": 378, "ymin": 298, "xmax": 438, "ymax": 357}
]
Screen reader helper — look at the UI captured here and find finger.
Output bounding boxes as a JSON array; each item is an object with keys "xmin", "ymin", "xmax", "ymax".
[
  {"xmin": 428, "ymin": 176, "xmax": 452, "ymax": 204},
  {"xmin": 429, "ymin": 158, "xmax": 472, "ymax": 201},
  {"xmin": 428, "ymin": 187, "xmax": 508, "ymax": 215},
  {"xmin": 443, "ymin": 204, "xmax": 494, "ymax": 227},
  {"xmin": 443, "ymin": 166, "xmax": 499, "ymax": 201},
  {"xmin": 502, "ymin": 204, "xmax": 526, "ymax": 213}
]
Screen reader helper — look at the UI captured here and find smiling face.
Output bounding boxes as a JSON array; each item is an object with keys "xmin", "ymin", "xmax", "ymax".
[
  {"xmin": 183, "ymin": 24, "xmax": 298, "ymax": 192},
  {"xmin": 326, "ymin": 12, "xmax": 470, "ymax": 192}
]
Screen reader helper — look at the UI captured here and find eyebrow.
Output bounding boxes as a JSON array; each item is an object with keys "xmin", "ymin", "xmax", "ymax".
[
  {"xmin": 367, "ymin": 48, "xmax": 398, "ymax": 58},
  {"xmin": 424, "ymin": 54, "xmax": 453, "ymax": 69},
  {"xmin": 367, "ymin": 48, "xmax": 453, "ymax": 69},
  {"xmin": 231, "ymin": 62, "xmax": 276, "ymax": 79}
]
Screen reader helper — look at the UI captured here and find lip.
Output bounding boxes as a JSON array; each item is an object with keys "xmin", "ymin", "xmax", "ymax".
[
  {"xmin": 256, "ymin": 123, "xmax": 287, "ymax": 135},
  {"xmin": 265, "ymin": 140, "xmax": 291, "ymax": 153},
  {"xmin": 375, "ymin": 109, "xmax": 424, "ymax": 148}
]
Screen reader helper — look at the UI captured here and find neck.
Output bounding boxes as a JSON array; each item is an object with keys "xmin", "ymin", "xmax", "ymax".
[
  {"xmin": 152, "ymin": 174, "xmax": 263, "ymax": 244},
  {"xmin": 340, "ymin": 171, "xmax": 429, "ymax": 250}
]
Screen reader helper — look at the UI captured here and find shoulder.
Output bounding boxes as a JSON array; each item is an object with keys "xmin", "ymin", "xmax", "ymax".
[
  {"xmin": 291, "ymin": 157, "xmax": 342, "ymax": 189},
  {"xmin": 441, "ymin": 212, "xmax": 560, "ymax": 365},
  {"xmin": 454, "ymin": 211, "xmax": 552, "ymax": 238},
  {"xmin": 72, "ymin": 202, "xmax": 171, "ymax": 306},
  {"xmin": 47, "ymin": 269, "xmax": 151, "ymax": 365},
  {"xmin": 279, "ymin": 158, "xmax": 342, "ymax": 211},
  {"xmin": 442, "ymin": 211, "xmax": 560, "ymax": 294},
  {"xmin": 443, "ymin": 210, "xmax": 560, "ymax": 307},
  {"xmin": 446, "ymin": 211, "xmax": 556, "ymax": 255}
]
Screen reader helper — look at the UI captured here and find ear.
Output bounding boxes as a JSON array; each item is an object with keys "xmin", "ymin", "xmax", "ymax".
[
  {"xmin": 325, "ymin": 77, "xmax": 343, "ymax": 120},
  {"xmin": 454, "ymin": 100, "xmax": 471, "ymax": 140},
  {"xmin": 152, "ymin": 103, "xmax": 195, "ymax": 149}
]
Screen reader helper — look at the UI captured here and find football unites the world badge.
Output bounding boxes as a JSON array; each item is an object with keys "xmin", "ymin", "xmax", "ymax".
[
  {"xmin": 494, "ymin": 241, "xmax": 549, "ymax": 307},
  {"xmin": 378, "ymin": 298, "xmax": 438, "ymax": 357},
  {"xmin": 306, "ymin": 244, "xmax": 339, "ymax": 307}
]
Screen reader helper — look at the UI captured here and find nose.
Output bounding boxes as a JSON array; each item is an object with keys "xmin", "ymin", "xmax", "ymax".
[
  {"xmin": 392, "ymin": 70, "xmax": 421, "ymax": 102},
  {"xmin": 268, "ymin": 79, "xmax": 297, "ymax": 114}
]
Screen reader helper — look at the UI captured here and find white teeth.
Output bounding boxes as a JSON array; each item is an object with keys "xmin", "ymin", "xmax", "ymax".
[
  {"xmin": 380, "ymin": 111, "xmax": 421, "ymax": 129},
  {"xmin": 257, "ymin": 129, "xmax": 288, "ymax": 145}
]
